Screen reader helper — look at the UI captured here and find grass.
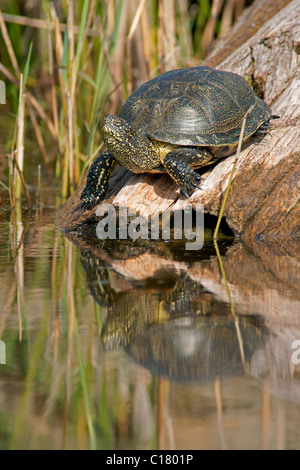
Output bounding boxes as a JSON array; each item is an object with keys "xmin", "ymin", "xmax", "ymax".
[{"xmin": 0, "ymin": 0, "xmax": 250, "ymax": 207}]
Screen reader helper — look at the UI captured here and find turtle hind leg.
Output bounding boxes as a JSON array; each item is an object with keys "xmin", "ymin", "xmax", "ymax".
[
  {"xmin": 81, "ymin": 150, "xmax": 116, "ymax": 210},
  {"xmin": 163, "ymin": 147, "xmax": 214, "ymax": 197}
]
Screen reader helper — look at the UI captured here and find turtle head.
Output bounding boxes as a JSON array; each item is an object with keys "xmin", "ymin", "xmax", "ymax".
[
  {"xmin": 101, "ymin": 115, "xmax": 160, "ymax": 172},
  {"xmin": 101, "ymin": 115, "xmax": 134, "ymax": 143}
]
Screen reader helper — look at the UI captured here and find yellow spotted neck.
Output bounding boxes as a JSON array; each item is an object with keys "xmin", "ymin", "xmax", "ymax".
[{"xmin": 151, "ymin": 140, "xmax": 179, "ymax": 163}]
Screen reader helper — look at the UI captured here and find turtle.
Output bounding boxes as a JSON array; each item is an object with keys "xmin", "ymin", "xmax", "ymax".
[{"xmin": 81, "ymin": 66, "xmax": 271, "ymax": 209}]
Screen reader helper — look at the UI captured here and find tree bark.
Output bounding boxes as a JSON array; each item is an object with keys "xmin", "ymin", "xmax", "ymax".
[{"xmin": 56, "ymin": 0, "xmax": 300, "ymax": 242}]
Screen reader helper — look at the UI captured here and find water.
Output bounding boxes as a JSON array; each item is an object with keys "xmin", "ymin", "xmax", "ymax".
[{"xmin": 0, "ymin": 195, "xmax": 300, "ymax": 450}]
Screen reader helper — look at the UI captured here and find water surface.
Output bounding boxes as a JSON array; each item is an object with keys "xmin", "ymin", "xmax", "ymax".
[{"xmin": 0, "ymin": 196, "xmax": 300, "ymax": 450}]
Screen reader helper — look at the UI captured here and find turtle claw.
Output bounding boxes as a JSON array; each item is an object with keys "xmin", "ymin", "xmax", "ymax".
[
  {"xmin": 180, "ymin": 187, "xmax": 190, "ymax": 198},
  {"xmin": 194, "ymin": 173, "xmax": 203, "ymax": 189},
  {"xmin": 180, "ymin": 173, "xmax": 203, "ymax": 198},
  {"xmin": 164, "ymin": 148, "xmax": 207, "ymax": 198}
]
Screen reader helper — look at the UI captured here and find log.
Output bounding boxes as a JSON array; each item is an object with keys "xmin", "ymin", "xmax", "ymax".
[{"xmin": 56, "ymin": 0, "xmax": 300, "ymax": 241}]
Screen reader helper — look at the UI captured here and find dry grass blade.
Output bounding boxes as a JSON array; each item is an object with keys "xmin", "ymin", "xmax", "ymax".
[
  {"xmin": 37, "ymin": 164, "xmax": 41, "ymax": 206},
  {"xmin": 15, "ymin": 74, "xmax": 25, "ymax": 202},
  {"xmin": 1, "ymin": 11, "xmax": 98, "ymax": 36},
  {"xmin": 27, "ymin": 102, "xmax": 51, "ymax": 167},
  {"xmin": 47, "ymin": 18, "xmax": 59, "ymax": 138},
  {"xmin": 0, "ymin": 9, "xmax": 20, "ymax": 76},
  {"xmin": 67, "ymin": 0, "xmax": 75, "ymax": 191},
  {"xmin": 162, "ymin": 0, "xmax": 178, "ymax": 70},
  {"xmin": 127, "ymin": 0, "xmax": 147, "ymax": 40},
  {"xmin": 50, "ymin": 7, "xmax": 68, "ymax": 117},
  {"xmin": 202, "ymin": 0, "xmax": 224, "ymax": 54},
  {"xmin": 13, "ymin": 156, "xmax": 32, "ymax": 208}
]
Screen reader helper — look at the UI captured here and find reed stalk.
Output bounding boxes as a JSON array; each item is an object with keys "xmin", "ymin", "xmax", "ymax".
[
  {"xmin": 36, "ymin": 164, "xmax": 41, "ymax": 207},
  {"xmin": 13, "ymin": 156, "xmax": 32, "ymax": 208},
  {"xmin": 67, "ymin": 0, "xmax": 75, "ymax": 192},
  {"xmin": 14, "ymin": 73, "xmax": 25, "ymax": 202}
]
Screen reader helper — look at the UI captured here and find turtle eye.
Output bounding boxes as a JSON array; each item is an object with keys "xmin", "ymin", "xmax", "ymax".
[{"xmin": 114, "ymin": 118, "xmax": 124, "ymax": 127}]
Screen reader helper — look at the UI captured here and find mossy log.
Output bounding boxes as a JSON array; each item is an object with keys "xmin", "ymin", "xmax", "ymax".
[{"xmin": 56, "ymin": 0, "xmax": 300, "ymax": 242}]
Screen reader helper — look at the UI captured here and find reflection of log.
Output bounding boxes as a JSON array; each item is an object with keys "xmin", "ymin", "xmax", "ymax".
[
  {"xmin": 56, "ymin": 0, "xmax": 300, "ymax": 240},
  {"xmin": 71, "ymin": 233, "xmax": 300, "ymax": 393},
  {"xmin": 67, "ymin": 224, "xmax": 300, "ymax": 327},
  {"xmin": 188, "ymin": 241, "xmax": 300, "ymax": 325}
]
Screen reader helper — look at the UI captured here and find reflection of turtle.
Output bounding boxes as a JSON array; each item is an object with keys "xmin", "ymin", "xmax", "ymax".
[
  {"xmin": 79, "ymin": 248, "xmax": 267, "ymax": 381},
  {"xmin": 125, "ymin": 315, "xmax": 267, "ymax": 382},
  {"xmin": 81, "ymin": 66, "xmax": 271, "ymax": 208}
]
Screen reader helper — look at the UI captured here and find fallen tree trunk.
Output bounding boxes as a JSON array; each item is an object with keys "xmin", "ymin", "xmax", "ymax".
[{"xmin": 56, "ymin": 0, "xmax": 300, "ymax": 241}]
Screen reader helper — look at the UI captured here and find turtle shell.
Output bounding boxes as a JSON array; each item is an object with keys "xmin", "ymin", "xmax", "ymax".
[{"xmin": 118, "ymin": 66, "xmax": 271, "ymax": 147}]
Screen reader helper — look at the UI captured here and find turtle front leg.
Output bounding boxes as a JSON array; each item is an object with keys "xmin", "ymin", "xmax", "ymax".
[
  {"xmin": 163, "ymin": 147, "xmax": 215, "ymax": 197},
  {"xmin": 81, "ymin": 150, "xmax": 116, "ymax": 209}
]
